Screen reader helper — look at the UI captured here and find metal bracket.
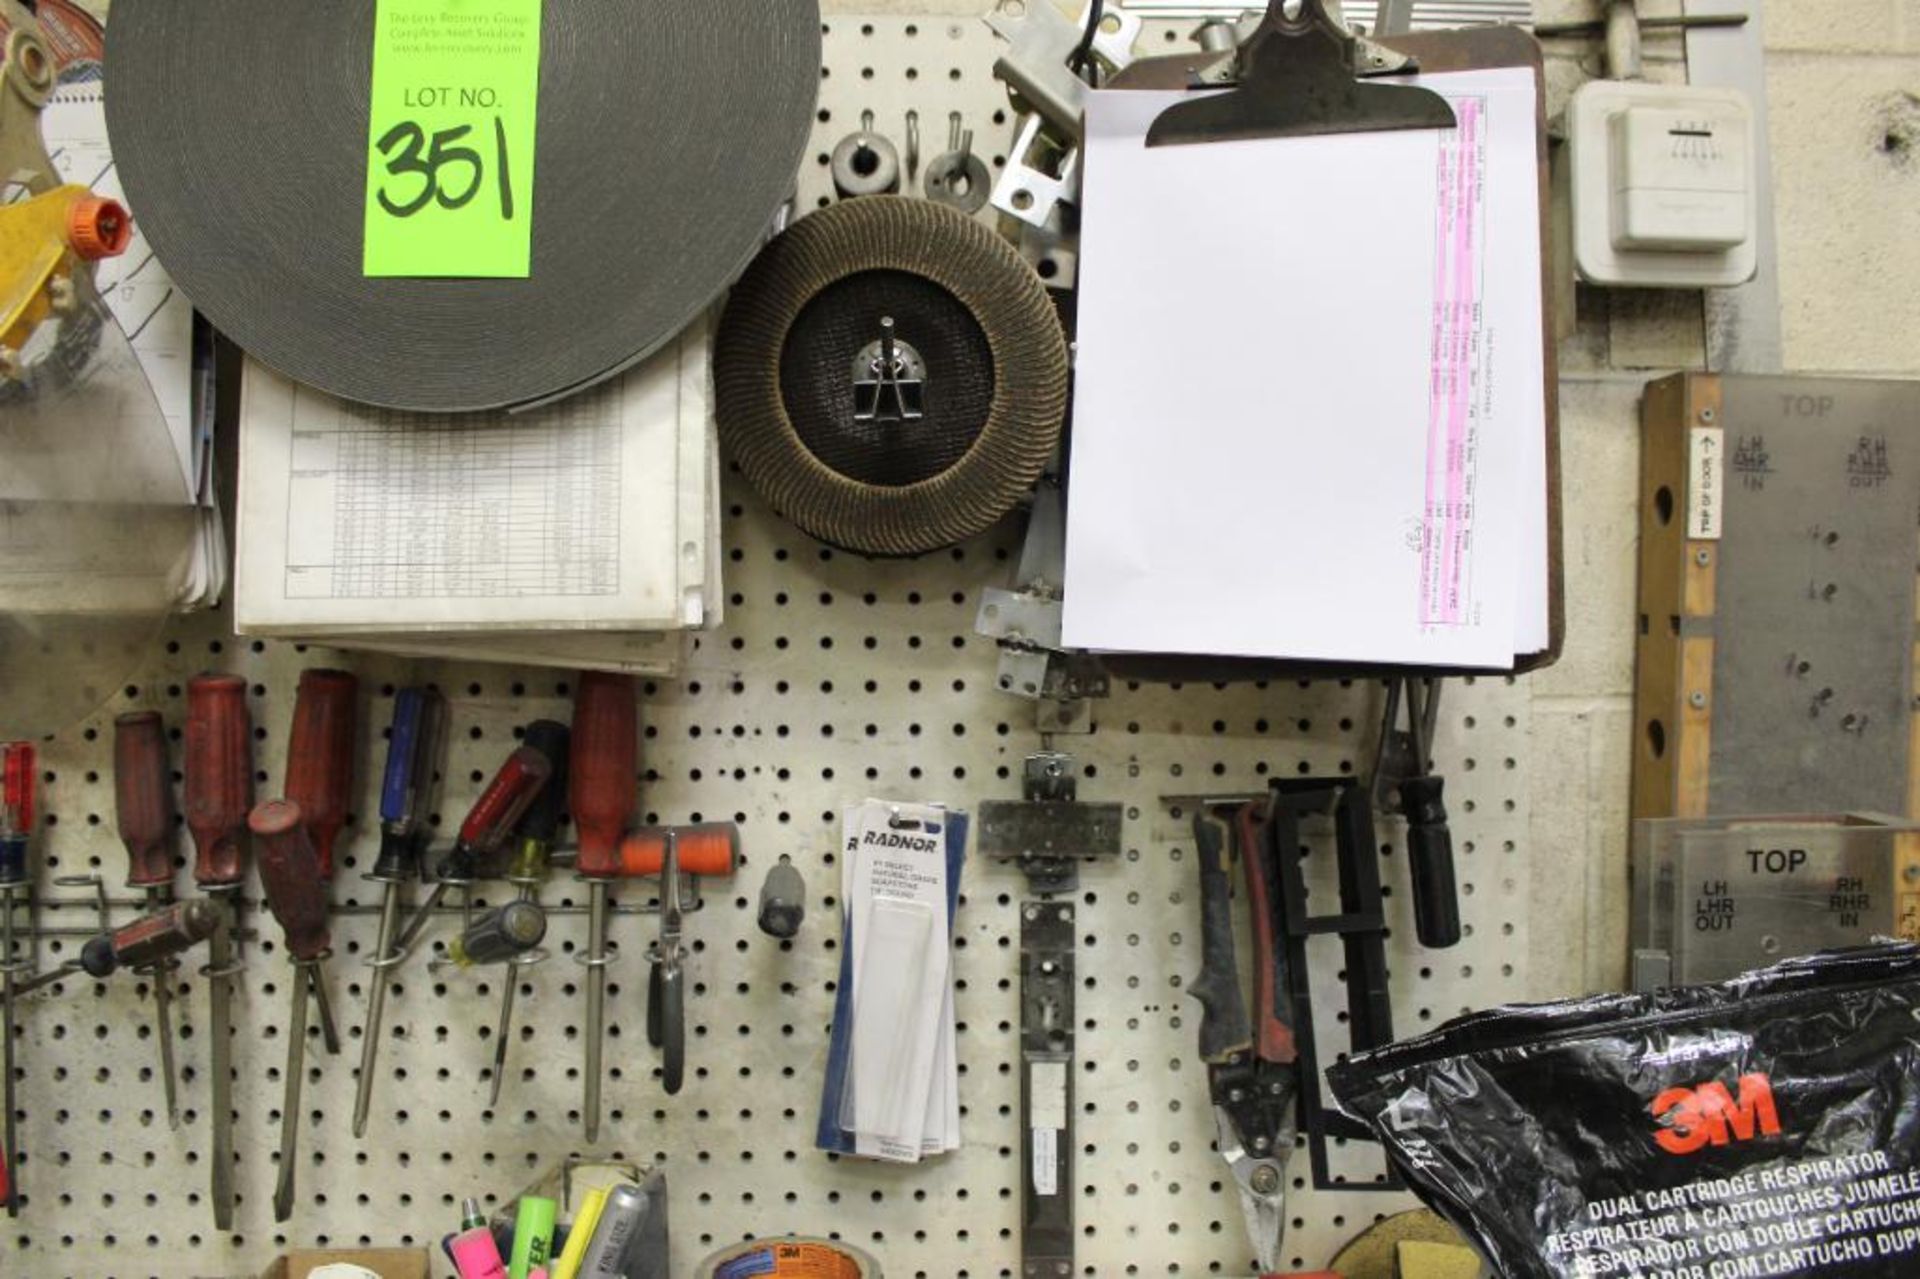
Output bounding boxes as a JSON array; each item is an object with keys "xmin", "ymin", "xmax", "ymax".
[
  {"xmin": 1, "ymin": 1, "xmax": 57, "ymax": 201},
  {"xmin": 1019, "ymin": 900, "xmax": 1075, "ymax": 1277},
  {"xmin": 975, "ymin": 483, "xmax": 1110, "ymax": 728},
  {"xmin": 983, "ymin": 1, "xmax": 1142, "ymax": 231},
  {"xmin": 978, "ymin": 753, "xmax": 1123, "ymax": 896},
  {"xmin": 985, "ymin": 0, "xmax": 1143, "ymax": 140}
]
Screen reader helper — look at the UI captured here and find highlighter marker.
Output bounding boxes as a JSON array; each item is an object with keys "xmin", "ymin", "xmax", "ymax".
[
  {"xmin": 509, "ymin": 1195, "xmax": 558, "ymax": 1279},
  {"xmin": 550, "ymin": 1184, "xmax": 610, "ymax": 1279},
  {"xmin": 452, "ymin": 1197, "xmax": 510, "ymax": 1279}
]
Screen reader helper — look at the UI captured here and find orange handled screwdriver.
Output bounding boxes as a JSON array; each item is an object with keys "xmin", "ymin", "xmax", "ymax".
[
  {"xmin": 627, "ymin": 825, "xmax": 739, "ymax": 1095},
  {"xmin": 284, "ymin": 669, "xmax": 359, "ymax": 883},
  {"xmin": 113, "ymin": 711, "xmax": 186, "ymax": 1129},
  {"xmin": 184, "ymin": 674, "xmax": 252, "ymax": 1232},
  {"xmin": 248, "ymin": 800, "xmax": 337, "ymax": 1224},
  {"xmin": 571, "ymin": 672, "xmax": 638, "ymax": 1141}
]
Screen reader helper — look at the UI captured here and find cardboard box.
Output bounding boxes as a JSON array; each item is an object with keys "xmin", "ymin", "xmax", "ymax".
[{"xmin": 258, "ymin": 1249, "xmax": 430, "ymax": 1279}]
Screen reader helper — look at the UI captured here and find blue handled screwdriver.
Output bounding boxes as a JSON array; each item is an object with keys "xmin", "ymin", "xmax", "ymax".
[{"xmin": 352, "ymin": 687, "xmax": 448, "ymax": 1139}]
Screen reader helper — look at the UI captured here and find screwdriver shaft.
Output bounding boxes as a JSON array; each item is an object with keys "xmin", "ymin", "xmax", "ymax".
[
  {"xmin": 392, "ymin": 878, "xmax": 455, "ymax": 959},
  {"xmin": 489, "ymin": 959, "xmax": 519, "ymax": 1110},
  {"xmin": 352, "ymin": 885, "xmax": 403, "ymax": 1138},
  {"xmin": 310, "ymin": 963, "xmax": 340, "ymax": 1057},
  {"xmin": 151, "ymin": 960, "xmax": 180, "ymax": 1128},
  {"xmin": 584, "ymin": 878, "xmax": 608, "ymax": 1144},
  {"xmin": 207, "ymin": 891, "xmax": 236, "ymax": 1231},
  {"xmin": 2, "ymin": 885, "xmax": 17, "ymax": 1217},
  {"xmin": 274, "ymin": 960, "xmax": 313, "ymax": 1223}
]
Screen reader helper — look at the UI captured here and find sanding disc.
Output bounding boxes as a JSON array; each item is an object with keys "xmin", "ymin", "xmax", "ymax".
[
  {"xmin": 104, "ymin": 0, "xmax": 819, "ymax": 412},
  {"xmin": 716, "ymin": 197, "xmax": 1069, "ymax": 557},
  {"xmin": 1330, "ymin": 1209, "xmax": 1478, "ymax": 1278}
]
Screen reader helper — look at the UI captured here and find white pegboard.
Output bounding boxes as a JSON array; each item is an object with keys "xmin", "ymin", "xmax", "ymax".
[{"xmin": 5, "ymin": 16, "xmax": 1537, "ymax": 1278}]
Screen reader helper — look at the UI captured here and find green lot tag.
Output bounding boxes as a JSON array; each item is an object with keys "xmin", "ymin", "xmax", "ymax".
[{"xmin": 362, "ymin": 0, "xmax": 543, "ymax": 278}]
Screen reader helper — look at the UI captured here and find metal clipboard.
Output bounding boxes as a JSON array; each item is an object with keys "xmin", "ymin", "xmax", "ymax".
[{"xmin": 1093, "ymin": 0, "xmax": 1564, "ymax": 683}]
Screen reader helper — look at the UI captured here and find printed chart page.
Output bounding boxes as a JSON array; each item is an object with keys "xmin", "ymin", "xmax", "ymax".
[{"xmin": 236, "ymin": 331, "xmax": 701, "ymax": 635}]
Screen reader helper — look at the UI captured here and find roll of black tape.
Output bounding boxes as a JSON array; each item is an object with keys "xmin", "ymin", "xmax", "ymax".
[{"xmin": 105, "ymin": 0, "xmax": 819, "ymax": 412}]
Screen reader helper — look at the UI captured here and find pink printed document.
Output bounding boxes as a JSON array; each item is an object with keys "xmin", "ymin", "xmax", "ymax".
[{"xmin": 1064, "ymin": 69, "xmax": 1548, "ymax": 668}]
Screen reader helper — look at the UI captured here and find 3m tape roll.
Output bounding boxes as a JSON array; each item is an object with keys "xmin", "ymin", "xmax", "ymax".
[
  {"xmin": 105, "ymin": 0, "xmax": 819, "ymax": 412},
  {"xmin": 695, "ymin": 1238, "xmax": 881, "ymax": 1279}
]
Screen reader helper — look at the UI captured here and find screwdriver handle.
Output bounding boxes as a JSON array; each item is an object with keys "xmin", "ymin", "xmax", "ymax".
[
  {"xmin": 80, "ymin": 899, "xmax": 222, "ymax": 978},
  {"xmin": 570, "ymin": 673, "xmax": 637, "ymax": 879},
  {"xmin": 448, "ymin": 901, "xmax": 548, "ymax": 967},
  {"xmin": 454, "ymin": 745, "xmax": 554, "ymax": 861},
  {"xmin": 371, "ymin": 687, "xmax": 448, "ymax": 882},
  {"xmin": 1237, "ymin": 802, "xmax": 1297, "ymax": 1066},
  {"xmin": 248, "ymin": 800, "xmax": 332, "ymax": 962},
  {"xmin": 0, "ymin": 740, "xmax": 36, "ymax": 886},
  {"xmin": 186, "ymin": 675, "xmax": 253, "ymax": 890},
  {"xmin": 285, "ymin": 669, "xmax": 359, "ymax": 881},
  {"xmin": 618, "ymin": 823, "xmax": 739, "ymax": 879},
  {"xmin": 1401, "ymin": 776, "xmax": 1462, "ymax": 950},
  {"xmin": 757, "ymin": 856, "xmax": 807, "ymax": 939},
  {"xmin": 516, "ymin": 721, "xmax": 571, "ymax": 846},
  {"xmin": 113, "ymin": 712, "xmax": 178, "ymax": 891}
]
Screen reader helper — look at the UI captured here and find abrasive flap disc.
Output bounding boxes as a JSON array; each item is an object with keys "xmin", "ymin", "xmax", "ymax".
[{"xmin": 715, "ymin": 197, "xmax": 1070, "ymax": 556}]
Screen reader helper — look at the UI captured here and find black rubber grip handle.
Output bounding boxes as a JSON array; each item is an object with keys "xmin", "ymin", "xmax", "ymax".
[
  {"xmin": 1401, "ymin": 776, "xmax": 1463, "ymax": 950},
  {"xmin": 1190, "ymin": 811, "xmax": 1252, "ymax": 1065}
]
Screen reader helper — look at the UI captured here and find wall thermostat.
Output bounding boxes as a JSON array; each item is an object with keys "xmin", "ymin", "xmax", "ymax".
[{"xmin": 1570, "ymin": 81, "xmax": 1759, "ymax": 288}]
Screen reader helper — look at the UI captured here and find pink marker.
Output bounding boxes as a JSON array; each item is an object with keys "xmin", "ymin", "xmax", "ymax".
[{"xmin": 451, "ymin": 1197, "xmax": 509, "ymax": 1279}]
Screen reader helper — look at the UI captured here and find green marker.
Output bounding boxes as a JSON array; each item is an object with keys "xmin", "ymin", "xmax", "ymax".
[{"xmin": 508, "ymin": 1195, "xmax": 558, "ymax": 1279}]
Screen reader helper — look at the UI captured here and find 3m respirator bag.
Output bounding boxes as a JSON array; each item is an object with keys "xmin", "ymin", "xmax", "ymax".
[{"xmin": 1329, "ymin": 945, "xmax": 1920, "ymax": 1279}]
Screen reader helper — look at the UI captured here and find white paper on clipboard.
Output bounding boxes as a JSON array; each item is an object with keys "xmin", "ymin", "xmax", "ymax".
[{"xmin": 1063, "ymin": 68, "xmax": 1548, "ymax": 668}]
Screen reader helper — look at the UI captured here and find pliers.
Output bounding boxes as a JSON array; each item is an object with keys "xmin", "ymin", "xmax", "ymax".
[
  {"xmin": 1189, "ymin": 803, "xmax": 1300, "ymax": 1274},
  {"xmin": 646, "ymin": 828, "xmax": 687, "ymax": 1095}
]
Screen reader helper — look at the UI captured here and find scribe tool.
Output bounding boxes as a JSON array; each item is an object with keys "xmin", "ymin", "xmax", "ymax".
[
  {"xmin": 571, "ymin": 671, "xmax": 638, "ymax": 1141},
  {"xmin": 248, "ymin": 799, "xmax": 338, "ymax": 1224},
  {"xmin": 352, "ymin": 687, "xmax": 448, "ymax": 1139},
  {"xmin": 186, "ymin": 674, "xmax": 252, "ymax": 1232},
  {"xmin": 113, "ymin": 712, "xmax": 186, "ymax": 1128},
  {"xmin": 492, "ymin": 718, "xmax": 569, "ymax": 1108},
  {"xmin": 0, "ymin": 740, "xmax": 34, "ymax": 1216}
]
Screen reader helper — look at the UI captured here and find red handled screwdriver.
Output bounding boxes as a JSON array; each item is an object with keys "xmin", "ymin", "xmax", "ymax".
[
  {"xmin": 282, "ymin": 669, "xmax": 358, "ymax": 1056},
  {"xmin": 572, "ymin": 672, "xmax": 638, "ymax": 1142},
  {"xmin": 284, "ymin": 669, "xmax": 359, "ymax": 884},
  {"xmin": 1, "ymin": 740, "xmax": 35, "ymax": 1217},
  {"xmin": 391, "ymin": 742, "xmax": 554, "ymax": 960},
  {"xmin": 185, "ymin": 674, "xmax": 252, "ymax": 1232},
  {"xmin": 113, "ymin": 711, "xmax": 186, "ymax": 1129},
  {"xmin": 248, "ymin": 799, "xmax": 335, "ymax": 1224}
]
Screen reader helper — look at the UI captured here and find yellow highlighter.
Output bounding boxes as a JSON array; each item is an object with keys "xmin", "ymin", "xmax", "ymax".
[{"xmin": 550, "ymin": 1185, "xmax": 610, "ymax": 1279}]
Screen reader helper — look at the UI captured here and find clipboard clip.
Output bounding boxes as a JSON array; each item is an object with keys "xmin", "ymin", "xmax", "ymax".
[{"xmin": 1147, "ymin": 0, "xmax": 1457, "ymax": 148}]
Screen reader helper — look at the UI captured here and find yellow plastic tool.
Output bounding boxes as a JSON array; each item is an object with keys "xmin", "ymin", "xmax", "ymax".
[{"xmin": 0, "ymin": 182, "xmax": 129, "ymax": 360}]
